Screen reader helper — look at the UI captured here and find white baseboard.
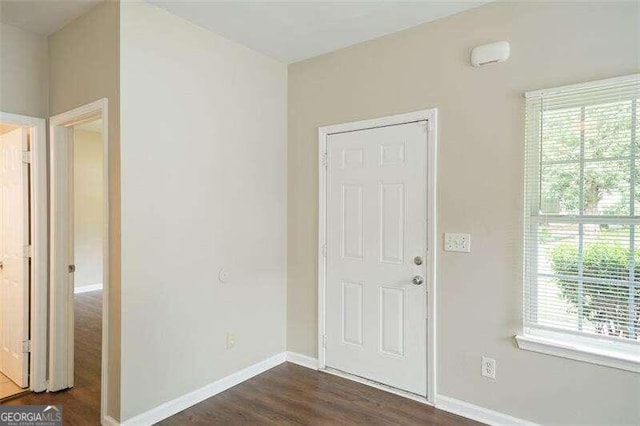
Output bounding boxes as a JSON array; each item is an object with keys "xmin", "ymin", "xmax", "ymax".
[
  {"xmin": 121, "ymin": 352, "xmax": 286, "ymax": 426},
  {"xmin": 101, "ymin": 415, "xmax": 120, "ymax": 426},
  {"xmin": 285, "ymin": 351, "xmax": 318, "ymax": 370},
  {"xmin": 74, "ymin": 283, "xmax": 103, "ymax": 294},
  {"xmin": 103, "ymin": 352, "xmax": 537, "ymax": 426},
  {"xmin": 436, "ymin": 395, "xmax": 538, "ymax": 426}
]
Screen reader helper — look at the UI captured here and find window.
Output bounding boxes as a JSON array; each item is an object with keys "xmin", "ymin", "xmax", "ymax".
[{"xmin": 518, "ymin": 74, "xmax": 640, "ymax": 372}]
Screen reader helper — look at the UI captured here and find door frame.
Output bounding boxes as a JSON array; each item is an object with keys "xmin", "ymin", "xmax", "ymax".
[
  {"xmin": 317, "ymin": 108, "xmax": 438, "ymax": 404},
  {"xmin": 0, "ymin": 111, "xmax": 48, "ymax": 392},
  {"xmin": 49, "ymin": 99, "xmax": 110, "ymax": 420}
]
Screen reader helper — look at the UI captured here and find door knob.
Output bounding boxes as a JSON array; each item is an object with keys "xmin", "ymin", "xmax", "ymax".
[
  {"xmin": 68, "ymin": 264, "xmax": 76, "ymax": 273},
  {"xmin": 412, "ymin": 275, "xmax": 424, "ymax": 286}
]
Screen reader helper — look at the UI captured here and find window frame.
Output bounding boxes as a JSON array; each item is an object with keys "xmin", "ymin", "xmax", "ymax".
[{"xmin": 517, "ymin": 74, "xmax": 640, "ymax": 372}]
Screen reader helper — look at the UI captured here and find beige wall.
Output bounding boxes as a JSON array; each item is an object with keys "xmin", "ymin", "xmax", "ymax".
[
  {"xmin": 0, "ymin": 23, "xmax": 48, "ymax": 117},
  {"xmin": 119, "ymin": 2, "xmax": 286, "ymax": 420},
  {"xmin": 73, "ymin": 128, "xmax": 104, "ymax": 289},
  {"xmin": 49, "ymin": 1, "xmax": 121, "ymax": 419},
  {"xmin": 287, "ymin": 1, "xmax": 640, "ymax": 424}
]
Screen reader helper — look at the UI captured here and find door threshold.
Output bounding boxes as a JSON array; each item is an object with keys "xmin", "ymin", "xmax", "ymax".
[
  {"xmin": 0, "ymin": 389, "xmax": 31, "ymax": 403},
  {"xmin": 321, "ymin": 367, "xmax": 430, "ymax": 406}
]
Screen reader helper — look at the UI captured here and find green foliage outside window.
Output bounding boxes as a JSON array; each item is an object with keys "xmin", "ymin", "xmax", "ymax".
[
  {"xmin": 540, "ymin": 101, "xmax": 638, "ymax": 215},
  {"xmin": 550, "ymin": 242, "xmax": 640, "ymax": 338}
]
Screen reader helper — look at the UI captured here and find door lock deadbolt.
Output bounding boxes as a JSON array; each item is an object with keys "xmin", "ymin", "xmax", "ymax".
[{"xmin": 414, "ymin": 256, "xmax": 423, "ymax": 266}]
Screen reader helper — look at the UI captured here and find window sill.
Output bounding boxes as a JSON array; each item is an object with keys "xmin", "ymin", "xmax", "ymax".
[{"xmin": 515, "ymin": 333, "xmax": 640, "ymax": 373}]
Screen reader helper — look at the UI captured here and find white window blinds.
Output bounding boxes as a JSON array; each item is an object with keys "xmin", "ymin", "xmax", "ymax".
[{"xmin": 524, "ymin": 74, "xmax": 640, "ymax": 345}]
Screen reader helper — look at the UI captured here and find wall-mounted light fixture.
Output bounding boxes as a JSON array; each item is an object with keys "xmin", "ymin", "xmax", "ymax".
[{"xmin": 470, "ymin": 41, "xmax": 510, "ymax": 67}]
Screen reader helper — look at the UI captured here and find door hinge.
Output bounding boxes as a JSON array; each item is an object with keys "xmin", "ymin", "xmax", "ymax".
[
  {"xmin": 23, "ymin": 245, "xmax": 33, "ymax": 258},
  {"xmin": 322, "ymin": 335, "xmax": 327, "ymax": 348},
  {"xmin": 22, "ymin": 151, "xmax": 32, "ymax": 164},
  {"xmin": 320, "ymin": 152, "xmax": 328, "ymax": 168},
  {"xmin": 22, "ymin": 340, "xmax": 31, "ymax": 353},
  {"xmin": 321, "ymin": 244, "xmax": 327, "ymax": 258}
]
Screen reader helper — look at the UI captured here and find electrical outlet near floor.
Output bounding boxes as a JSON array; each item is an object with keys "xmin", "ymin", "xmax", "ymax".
[
  {"xmin": 444, "ymin": 233, "xmax": 471, "ymax": 252},
  {"xmin": 226, "ymin": 332, "xmax": 235, "ymax": 349},
  {"xmin": 481, "ymin": 356, "xmax": 496, "ymax": 379}
]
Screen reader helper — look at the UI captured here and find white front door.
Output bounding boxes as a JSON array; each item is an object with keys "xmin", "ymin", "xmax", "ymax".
[
  {"xmin": 0, "ymin": 128, "xmax": 30, "ymax": 388},
  {"xmin": 326, "ymin": 121, "xmax": 428, "ymax": 396}
]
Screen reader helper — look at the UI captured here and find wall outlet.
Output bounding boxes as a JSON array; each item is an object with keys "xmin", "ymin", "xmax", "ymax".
[
  {"xmin": 218, "ymin": 269, "xmax": 230, "ymax": 283},
  {"xmin": 444, "ymin": 233, "xmax": 471, "ymax": 253},
  {"xmin": 481, "ymin": 356, "xmax": 496, "ymax": 379},
  {"xmin": 226, "ymin": 332, "xmax": 235, "ymax": 349}
]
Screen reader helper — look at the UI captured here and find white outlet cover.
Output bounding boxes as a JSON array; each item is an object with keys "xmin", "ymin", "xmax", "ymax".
[
  {"xmin": 226, "ymin": 333, "xmax": 235, "ymax": 349},
  {"xmin": 444, "ymin": 233, "xmax": 471, "ymax": 253},
  {"xmin": 481, "ymin": 356, "xmax": 496, "ymax": 379}
]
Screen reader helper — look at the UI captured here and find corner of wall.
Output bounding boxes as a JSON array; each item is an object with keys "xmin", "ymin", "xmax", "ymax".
[{"xmin": 48, "ymin": 0, "xmax": 122, "ymax": 421}]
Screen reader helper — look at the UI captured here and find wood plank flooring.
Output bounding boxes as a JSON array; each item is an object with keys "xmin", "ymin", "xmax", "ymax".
[
  {"xmin": 160, "ymin": 363, "xmax": 480, "ymax": 426},
  {"xmin": 0, "ymin": 372, "xmax": 28, "ymax": 401},
  {"xmin": 3, "ymin": 290, "xmax": 102, "ymax": 425},
  {"xmin": 4, "ymin": 290, "xmax": 479, "ymax": 425}
]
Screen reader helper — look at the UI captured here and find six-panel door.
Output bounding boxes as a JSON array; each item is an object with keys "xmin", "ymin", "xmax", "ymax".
[
  {"xmin": 0, "ymin": 127, "xmax": 30, "ymax": 388},
  {"xmin": 326, "ymin": 122, "xmax": 427, "ymax": 396}
]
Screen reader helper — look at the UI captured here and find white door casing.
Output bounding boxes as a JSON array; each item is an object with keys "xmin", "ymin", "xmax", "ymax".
[
  {"xmin": 325, "ymin": 121, "xmax": 428, "ymax": 396},
  {"xmin": 49, "ymin": 99, "xmax": 110, "ymax": 423},
  {"xmin": 0, "ymin": 128, "xmax": 30, "ymax": 388}
]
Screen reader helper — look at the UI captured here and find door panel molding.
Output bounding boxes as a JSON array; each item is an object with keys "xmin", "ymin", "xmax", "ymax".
[{"xmin": 318, "ymin": 108, "xmax": 438, "ymax": 404}]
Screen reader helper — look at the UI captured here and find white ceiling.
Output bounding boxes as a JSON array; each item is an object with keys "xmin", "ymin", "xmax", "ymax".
[
  {"xmin": 1, "ymin": 1, "xmax": 488, "ymax": 62},
  {"xmin": 0, "ymin": 0, "xmax": 103, "ymax": 36},
  {"xmin": 147, "ymin": 1, "xmax": 489, "ymax": 63}
]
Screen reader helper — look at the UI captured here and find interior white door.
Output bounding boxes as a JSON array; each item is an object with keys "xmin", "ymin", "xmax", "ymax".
[
  {"xmin": 0, "ymin": 128, "xmax": 30, "ymax": 388},
  {"xmin": 326, "ymin": 121, "xmax": 428, "ymax": 396},
  {"xmin": 49, "ymin": 124, "xmax": 75, "ymax": 391}
]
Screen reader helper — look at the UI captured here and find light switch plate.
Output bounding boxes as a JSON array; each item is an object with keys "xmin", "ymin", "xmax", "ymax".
[{"xmin": 444, "ymin": 233, "xmax": 471, "ymax": 252}]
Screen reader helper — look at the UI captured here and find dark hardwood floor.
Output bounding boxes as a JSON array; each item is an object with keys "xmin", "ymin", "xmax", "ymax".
[
  {"xmin": 161, "ymin": 363, "xmax": 480, "ymax": 426},
  {"xmin": 3, "ymin": 290, "xmax": 102, "ymax": 425},
  {"xmin": 5, "ymin": 290, "xmax": 478, "ymax": 425}
]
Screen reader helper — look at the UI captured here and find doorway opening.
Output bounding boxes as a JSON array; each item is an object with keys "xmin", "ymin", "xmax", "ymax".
[
  {"xmin": 317, "ymin": 109, "xmax": 438, "ymax": 405},
  {"xmin": 0, "ymin": 112, "xmax": 47, "ymax": 401},
  {"xmin": 49, "ymin": 99, "xmax": 110, "ymax": 423},
  {"xmin": 70, "ymin": 117, "xmax": 105, "ymax": 415},
  {"xmin": 0, "ymin": 124, "xmax": 31, "ymax": 401}
]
